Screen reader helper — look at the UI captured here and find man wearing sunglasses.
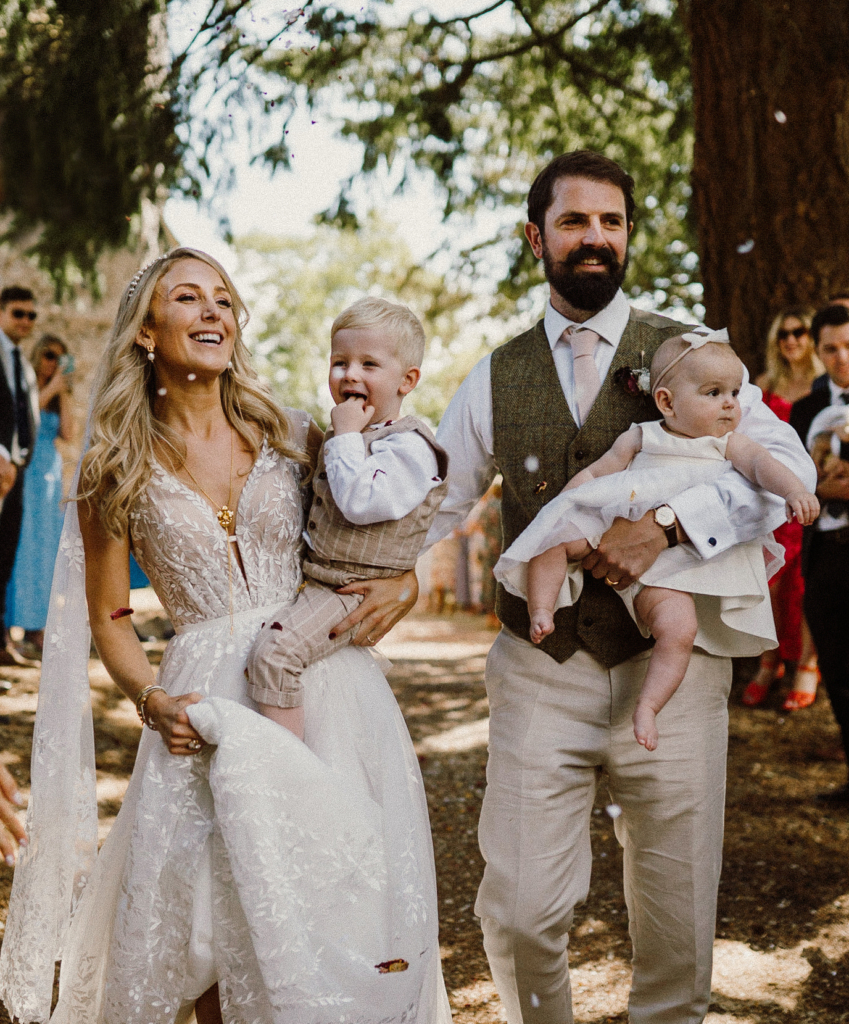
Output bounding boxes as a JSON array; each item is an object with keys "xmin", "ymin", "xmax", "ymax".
[{"xmin": 0, "ymin": 286, "xmax": 40, "ymax": 667}]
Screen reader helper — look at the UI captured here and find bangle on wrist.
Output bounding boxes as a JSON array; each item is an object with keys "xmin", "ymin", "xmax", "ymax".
[{"xmin": 135, "ymin": 684, "xmax": 167, "ymax": 730}]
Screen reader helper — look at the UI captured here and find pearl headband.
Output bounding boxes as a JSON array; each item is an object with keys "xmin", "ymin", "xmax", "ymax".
[
  {"xmin": 651, "ymin": 327, "xmax": 731, "ymax": 395},
  {"xmin": 126, "ymin": 254, "xmax": 166, "ymax": 300}
]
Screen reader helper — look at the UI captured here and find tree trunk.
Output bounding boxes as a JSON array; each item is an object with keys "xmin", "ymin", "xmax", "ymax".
[{"xmin": 685, "ymin": 0, "xmax": 849, "ymax": 372}]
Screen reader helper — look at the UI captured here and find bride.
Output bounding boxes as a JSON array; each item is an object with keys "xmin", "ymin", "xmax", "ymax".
[{"xmin": 0, "ymin": 248, "xmax": 451, "ymax": 1024}]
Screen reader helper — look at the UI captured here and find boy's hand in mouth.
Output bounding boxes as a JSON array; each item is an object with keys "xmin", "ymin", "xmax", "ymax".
[{"xmin": 331, "ymin": 394, "xmax": 375, "ymax": 434}]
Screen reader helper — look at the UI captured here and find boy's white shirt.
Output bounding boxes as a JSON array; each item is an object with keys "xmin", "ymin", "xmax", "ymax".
[
  {"xmin": 426, "ymin": 293, "xmax": 816, "ymax": 560},
  {"xmin": 322, "ymin": 426, "xmax": 441, "ymax": 526}
]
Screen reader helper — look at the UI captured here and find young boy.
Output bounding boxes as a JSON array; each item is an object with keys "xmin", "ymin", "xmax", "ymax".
[{"xmin": 245, "ymin": 297, "xmax": 448, "ymax": 737}]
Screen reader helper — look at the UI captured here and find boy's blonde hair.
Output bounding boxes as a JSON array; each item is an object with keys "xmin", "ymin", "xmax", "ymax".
[{"xmin": 331, "ymin": 297, "xmax": 426, "ymax": 367}]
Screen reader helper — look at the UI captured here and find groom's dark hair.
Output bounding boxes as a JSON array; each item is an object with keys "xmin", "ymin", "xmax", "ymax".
[{"xmin": 527, "ymin": 151, "xmax": 636, "ymax": 234}]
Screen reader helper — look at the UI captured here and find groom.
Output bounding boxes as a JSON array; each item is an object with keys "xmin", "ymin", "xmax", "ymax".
[{"xmin": 427, "ymin": 151, "xmax": 814, "ymax": 1024}]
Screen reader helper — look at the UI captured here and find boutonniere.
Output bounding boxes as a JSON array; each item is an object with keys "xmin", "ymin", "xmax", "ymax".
[{"xmin": 613, "ymin": 362, "xmax": 651, "ymax": 397}]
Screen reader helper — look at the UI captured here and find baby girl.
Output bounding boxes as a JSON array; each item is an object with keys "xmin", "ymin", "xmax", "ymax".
[{"xmin": 495, "ymin": 329, "xmax": 819, "ymax": 750}]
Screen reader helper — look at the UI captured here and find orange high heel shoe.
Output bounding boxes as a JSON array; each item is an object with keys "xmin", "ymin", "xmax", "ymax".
[
  {"xmin": 782, "ymin": 662, "xmax": 820, "ymax": 711},
  {"xmin": 742, "ymin": 660, "xmax": 784, "ymax": 707}
]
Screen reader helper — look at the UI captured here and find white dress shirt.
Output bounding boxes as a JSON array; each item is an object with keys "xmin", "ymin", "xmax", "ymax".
[
  {"xmin": 0, "ymin": 328, "xmax": 40, "ymax": 465},
  {"xmin": 426, "ymin": 292, "xmax": 816, "ymax": 561},
  {"xmin": 321, "ymin": 426, "xmax": 441, "ymax": 525},
  {"xmin": 809, "ymin": 380, "xmax": 849, "ymax": 532}
]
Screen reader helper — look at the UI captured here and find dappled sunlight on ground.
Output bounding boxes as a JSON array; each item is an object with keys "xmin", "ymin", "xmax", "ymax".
[{"xmin": 1, "ymin": 607, "xmax": 848, "ymax": 1022}]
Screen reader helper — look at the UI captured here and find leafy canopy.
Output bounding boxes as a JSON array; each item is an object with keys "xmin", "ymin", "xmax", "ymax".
[
  {"xmin": 0, "ymin": 0, "xmax": 182, "ymax": 291},
  {"xmin": 259, "ymin": 0, "xmax": 700, "ymax": 315},
  {"xmin": 1, "ymin": 0, "xmax": 699, "ymax": 313},
  {"xmin": 237, "ymin": 215, "xmax": 492, "ymax": 425}
]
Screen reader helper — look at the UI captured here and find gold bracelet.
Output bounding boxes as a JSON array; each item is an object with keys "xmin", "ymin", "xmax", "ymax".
[{"xmin": 135, "ymin": 684, "xmax": 167, "ymax": 731}]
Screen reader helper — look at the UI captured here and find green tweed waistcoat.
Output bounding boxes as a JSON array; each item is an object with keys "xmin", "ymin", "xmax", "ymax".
[{"xmin": 491, "ymin": 308, "xmax": 685, "ymax": 666}]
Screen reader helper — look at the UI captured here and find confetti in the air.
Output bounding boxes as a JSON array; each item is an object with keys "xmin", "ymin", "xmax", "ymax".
[
  {"xmin": 774, "ymin": 110, "xmax": 787, "ymax": 123},
  {"xmin": 187, "ymin": 373, "xmax": 197, "ymax": 381},
  {"xmin": 530, "ymin": 994, "xmax": 540, "ymax": 1008},
  {"xmin": 736, "ymin": 239, "xmax": 755, "ymax": 254},
  {"xmin": 157, "ymin": 388, "xmax": 167, "ymax": 396},
  {"xmin": 606, "ymin": 803, "xmax": 623, "ymax": 819},
  {"xmin": 524, "ymin": 455, "xmax": 540, "ymax": 473}
]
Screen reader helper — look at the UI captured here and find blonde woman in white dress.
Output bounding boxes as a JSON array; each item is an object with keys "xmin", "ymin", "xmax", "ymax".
[{"xmin": 0, "ymin": 249, "xmax": 451, "ymax": 1024}]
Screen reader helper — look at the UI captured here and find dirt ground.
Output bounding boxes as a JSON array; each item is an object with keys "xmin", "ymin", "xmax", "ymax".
[{"xmin": 1, "ymin": 605, "xmax": 848, "ymax": 1024}]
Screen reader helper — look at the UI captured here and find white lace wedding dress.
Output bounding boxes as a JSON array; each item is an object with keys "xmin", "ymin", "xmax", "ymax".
[{"xmin": 0, "ymin": 428, "xmax": 451, "ymax": 1024}]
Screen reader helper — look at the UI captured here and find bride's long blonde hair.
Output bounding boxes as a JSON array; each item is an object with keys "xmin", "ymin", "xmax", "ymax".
[{"xmin": 79, "ymin": 247, "xmax": 307, "ymax": 538}]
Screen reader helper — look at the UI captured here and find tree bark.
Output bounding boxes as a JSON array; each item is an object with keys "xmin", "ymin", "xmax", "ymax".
[{"xmin": 685, "ymin": 0, "xmax": 849, "ymax": 372}]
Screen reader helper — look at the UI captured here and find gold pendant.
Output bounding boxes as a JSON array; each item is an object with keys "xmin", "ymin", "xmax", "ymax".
[{"xmin": 217, "ymin": 506, "xmax": 234, "ymax": 530}]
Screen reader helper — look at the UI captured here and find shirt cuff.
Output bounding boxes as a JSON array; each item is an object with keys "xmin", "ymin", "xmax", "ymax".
[
  {"xmin": 0, "ymin": 445, "xmax": 10, "ymax": 464},
  {"xmin": 668, "ymin": 484, "xmax": 729, "ymax": 559},
  {"xmin": 323, "ymin": 432, "xmax": 366, "ymax": 463}
]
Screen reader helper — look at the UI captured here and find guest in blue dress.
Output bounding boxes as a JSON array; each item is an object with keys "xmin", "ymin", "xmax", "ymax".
[{"xmin": 6, "ymin": 334, "xmax": 74, "ymax": 657}]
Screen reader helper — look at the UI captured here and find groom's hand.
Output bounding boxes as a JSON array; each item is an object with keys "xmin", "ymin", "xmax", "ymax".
[{"xmin": 582, "ymin": 512, "xmax": 668, "ymax": 590}]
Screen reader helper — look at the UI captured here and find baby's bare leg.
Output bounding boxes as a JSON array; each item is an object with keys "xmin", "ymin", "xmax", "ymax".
[
  {"xmin": 527, "ymin": 540, "xmax": 593, "ymax": 643},
  {"xmin": 632, "ymin": 587, "xmax": 698, "ymax": 750},
  {"xmin": 528, "ymin": 544, "xmax": 565, "ymax": 643}
]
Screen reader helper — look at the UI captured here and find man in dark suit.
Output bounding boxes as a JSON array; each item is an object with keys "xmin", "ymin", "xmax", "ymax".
[
  {"xmin": 791, "ymin": 302, "xmax": 849, "ymax": 802},
  {"xmin": 0, "ymin": 286, "xmax": 39, "ymax": 666}
]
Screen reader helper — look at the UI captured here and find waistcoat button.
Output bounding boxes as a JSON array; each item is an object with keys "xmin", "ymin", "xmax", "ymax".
[
  {"xmin": 575, "ymin": 450, "xmax": 585, "ymax": 460},
  {"xmin": 583, "ymin": 617, "xmax": 594, "ymax": 627},
  {"xmin": 309, "ymin": 520, "xmax": 317, "ymax": 530},
  {"xmin": 318, "ymin": 471, "xmax": 327, "ymax": 479},
  {"xmin": 314, "ymin": 496, "xmax": 323, "ymax": 506}
]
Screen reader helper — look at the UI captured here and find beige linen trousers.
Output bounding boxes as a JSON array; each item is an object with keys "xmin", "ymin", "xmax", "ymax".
[{"xmin": 476, "ymin": 628, "xmax": 731, "ymax": 1024}]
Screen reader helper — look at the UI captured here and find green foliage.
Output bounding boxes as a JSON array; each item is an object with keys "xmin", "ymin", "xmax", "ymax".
[
  {"xmin": 260, "ymin": 0, "xmax": 701, "ymax": 315},
  {"xmin": 0, "ymin": 0, "xmax": 700, "ymax": 315},
  {"xmin": 0, "ymin": 0, "xmax": 182, "ymax": 292},
  {"xmin": 237, "ymin": 216, "xmax": 492, "ymax": 427}
]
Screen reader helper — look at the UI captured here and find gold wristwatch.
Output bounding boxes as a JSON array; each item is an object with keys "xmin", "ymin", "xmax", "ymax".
[{"xmin": 653, "ymin": 504, "xmax": 678, "ymax": 547}]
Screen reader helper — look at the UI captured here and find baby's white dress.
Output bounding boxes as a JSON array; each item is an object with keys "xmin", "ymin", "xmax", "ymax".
[
  {"xmin": 495, "ymin": 420, "xmax": 780, "ymax": 656},
  {"xmin": 0, "ymin": 429, "xmax": 451, "ymax": 1024}
]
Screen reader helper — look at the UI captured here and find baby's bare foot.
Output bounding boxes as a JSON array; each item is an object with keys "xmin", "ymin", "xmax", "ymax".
[
  {"xmin": 529, "ymin": 611, "xmax": 554, "ymax": 645},
  {"xmin": 633, "ymin": 704, "xmax": 659, "ymax": 751}
]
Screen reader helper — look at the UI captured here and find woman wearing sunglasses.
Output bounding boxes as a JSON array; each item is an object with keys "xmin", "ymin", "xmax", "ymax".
[
  {"xmin": 5, "ymin": 334, "xmax": 74, "ymax": 658},
  {"xmin": 744, "ymin": 307, "xmax": 823, "ymax": 709}
]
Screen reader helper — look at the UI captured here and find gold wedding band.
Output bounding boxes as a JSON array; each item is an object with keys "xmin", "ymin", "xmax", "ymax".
[
  {"xmin": 605, "ymin": 577, "xmax": 618, "ymax": 587},
  {"xmin": 365, "ymin": 634, "xmax": 376, "ymax": 645}
]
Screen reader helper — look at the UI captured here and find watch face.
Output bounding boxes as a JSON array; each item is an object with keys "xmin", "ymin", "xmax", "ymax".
[{"xmin": 655, "ymin": 505, "xmax": 675, "ymax": 528}]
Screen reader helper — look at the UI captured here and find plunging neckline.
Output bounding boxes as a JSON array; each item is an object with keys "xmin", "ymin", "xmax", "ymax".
[
  {"xmin": 152, "ymin": 441, "xmax": 269, "ymax": 591},
  {"xmin": 154, "ymin": 439, "xmax": 266, "ymax": 529}
]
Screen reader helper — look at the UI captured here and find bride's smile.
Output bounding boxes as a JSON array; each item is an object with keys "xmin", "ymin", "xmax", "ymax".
[{"xmin": 136, "ymin": 258, "xmax": 237, "ymax": 383}]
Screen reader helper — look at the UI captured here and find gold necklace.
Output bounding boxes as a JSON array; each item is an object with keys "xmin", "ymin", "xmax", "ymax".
[
  {"xmin": 181, "ymin": 426, "xmax": 237, "ymax": 632},
  {"xmin": 181, "ymin": 428, "xmax": 235, "ymax": 531}
]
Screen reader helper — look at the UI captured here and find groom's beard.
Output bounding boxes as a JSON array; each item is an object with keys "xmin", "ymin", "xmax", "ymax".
[{"xmin": 542, "ymin": 241, "xmax": 629, "ymax": 313}]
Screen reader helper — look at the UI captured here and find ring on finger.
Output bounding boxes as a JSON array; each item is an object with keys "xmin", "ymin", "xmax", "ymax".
[
  {"xmin": 365, "ymin": 634, "xmax": 376, "ymax": 645},
  {"xmin": 187, "ymin": 739, "xmax": 202, "ymax": 751},
  {"xmin": 605, "ymin": 576, "xmax": 619, "ymax": 587}
]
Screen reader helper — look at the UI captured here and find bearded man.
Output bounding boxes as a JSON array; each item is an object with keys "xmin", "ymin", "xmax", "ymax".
[{"xmin": 427, "ymin": 151, "xmax": 814, "ymax": 1024}]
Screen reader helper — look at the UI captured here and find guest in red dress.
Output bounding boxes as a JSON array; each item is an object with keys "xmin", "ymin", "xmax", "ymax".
[{"xmin": 744, "ymin": 306, "xmax": 823, "ymax": 709}]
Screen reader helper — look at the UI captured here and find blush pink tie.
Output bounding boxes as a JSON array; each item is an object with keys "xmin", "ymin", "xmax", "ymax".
[{"xmin": 566, "ymin": 327, "xmax": 602, "ymax": 424}]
